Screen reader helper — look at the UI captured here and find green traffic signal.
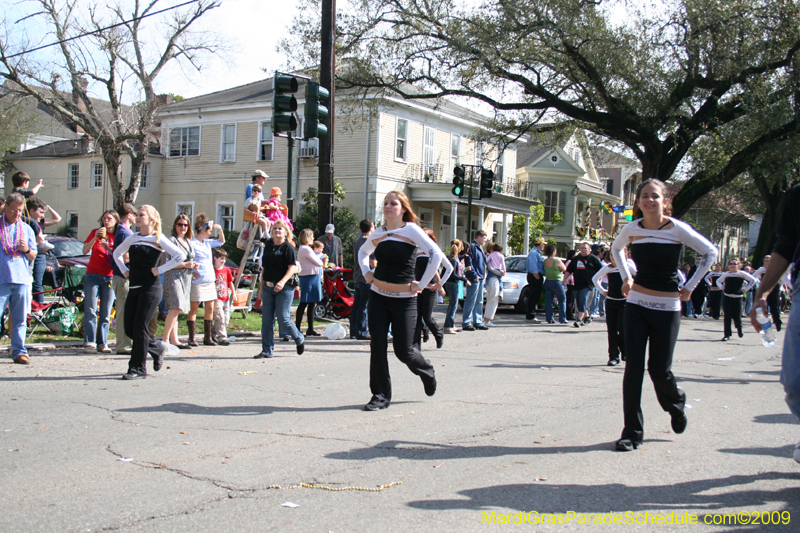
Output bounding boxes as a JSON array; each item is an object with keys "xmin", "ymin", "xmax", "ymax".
[
  {"xmin": 452, "ymin": 165, "xmax": 466, "ymax": 197},
  {"xmin": 304, "ymin": 81, "xmax": 330, "ymax": 139},
  {"xmin": 272, "ymin": 74, "xmax": 299, "ymax": 135}
]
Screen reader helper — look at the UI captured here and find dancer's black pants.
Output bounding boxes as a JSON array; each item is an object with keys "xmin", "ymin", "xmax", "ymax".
[
  {"xmin": 723, "ymin": 295, "xmax": 743, "ymax": 338},
  {"xmin": 766, "ymin": 289, "xmax": 782, "ymax": 331},
  {"xmin": 125, "ymin": 282, "xmax": 164, "ymax": 375},
  {"xmin": 414, "ymin": 288, "xmax": 443, "ymax": 350},
  {"xmin": 605, "ymin": 298, "xmax": 626, "ymax": 361},
  {"xmin": 368, "ymin": 292, "xmax": 435, "ymax": 404},
  {"xmin": 621, "ymin": 303, "xmax": 685, "ymax": 443},
  {"xmin": 707, "ymin": 290, "xmax": 722, "ymax": 319}
]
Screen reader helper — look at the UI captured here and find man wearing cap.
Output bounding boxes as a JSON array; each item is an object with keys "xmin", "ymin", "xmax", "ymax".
[
  {"xmin": 320, "ymin": 224, "xmax": 343, "ymax": 268},
  {"xmin": 525, "ymin": 237, "xmax": 546, "ymax": 323},
  {"xmin": 247, "ymin": 170, "xmax": 268, "ymax": 200}
]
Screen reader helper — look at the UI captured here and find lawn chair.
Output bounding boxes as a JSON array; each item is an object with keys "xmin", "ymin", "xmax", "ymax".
[
  {"xmin": 28, "ymin": 286, "xmax": 73, "ymax": 338},
  {"xmin": 62, "ymin": 264, "xmax": 86, "ymax": 303}
]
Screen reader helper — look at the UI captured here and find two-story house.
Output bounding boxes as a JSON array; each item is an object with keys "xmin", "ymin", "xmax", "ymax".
[
  {"xmin": 515, "ymin": 131, "xmax": 626, "ymax": 256},
  {"xmin": 156, "ymin": 77, "xmax": 537, "ymax": 251}
]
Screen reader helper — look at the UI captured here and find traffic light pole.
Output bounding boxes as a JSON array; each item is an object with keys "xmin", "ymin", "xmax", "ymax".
[
  {"xmin": 286, "ymin": 135, "xmax": 294, "ymax": 219},
  {"xmin": 466, "ymin": 168, "xmax": 474, "ymax": 243}
]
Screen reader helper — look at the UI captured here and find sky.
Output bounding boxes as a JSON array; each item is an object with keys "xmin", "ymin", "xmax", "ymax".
[{"xmin": 2, "ymin": 0, "xmax": 301, "ymax": 101}]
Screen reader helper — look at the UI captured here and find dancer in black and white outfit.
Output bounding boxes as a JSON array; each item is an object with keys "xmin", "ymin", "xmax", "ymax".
[
  {"xmin": 358, "ymin": 191, "xmax": 451, "ymax": 411},
  {"xmin": 592, "ymin": 250, "xmax": 637, "ymax": 366},
  {"xmin": 704, "ymin": 265, "xmax": 724, "ymax": 319},
  {"xmin": 754, "ymin": 255, "xmax": 792, "ymax": 332},
  {"xmin": 610, "ymin": 179, "xmax": 717, "ymax": 451},
  {"xmin": 113, "ymin": 206, "xmax": 186, "ymax": 380},
  {"xmin": 717, "ymin": 259, "xmax": 758, "ymax": 341}
]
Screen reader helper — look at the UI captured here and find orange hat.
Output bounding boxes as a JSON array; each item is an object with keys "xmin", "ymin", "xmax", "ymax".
[{"xmin": 270, "ymin": 187, "xmax": 282, "ymax": 196}]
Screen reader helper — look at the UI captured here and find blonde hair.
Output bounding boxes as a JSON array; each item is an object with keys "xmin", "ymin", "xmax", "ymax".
[
  {"xmin": 449, "ymin": 239, "xmax": 463, "ymax": 258},
  {"xmin": 140, "ymin": 205, "xmax": 162, "ymax": 238},
  {"xmin": 271, "ymin": 220, "xmax": 293, "ymax": 242},
  {"xmin": 298, "ymin": 228, "xmax": 314, "ymax": 246}
]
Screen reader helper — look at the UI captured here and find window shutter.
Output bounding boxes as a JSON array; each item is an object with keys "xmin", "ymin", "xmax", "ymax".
[{"xmin": 558, "ymin": 191, "xmax": 566, "ymax": 226}]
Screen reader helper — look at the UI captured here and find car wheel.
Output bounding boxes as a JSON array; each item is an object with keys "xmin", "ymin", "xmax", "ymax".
[{"xmin": 515, "ymin": 286, "xmax": 529, "ymax": 313}]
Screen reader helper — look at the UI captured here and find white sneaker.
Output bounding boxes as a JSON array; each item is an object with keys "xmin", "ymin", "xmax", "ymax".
[
  {"xmin": 483, "ymin": 321, "xmax": 496, "ymax": 327},
  {"xmin": 83, "ymin": 343, "xmax": 97, "ymax": 354},
  {"xmin": 37, "ymin": 237, "xmax": 55, "ymax": 252},
  {"xmin": 794, "ymin": 440, "xmax": 800, "ymax": 464}
]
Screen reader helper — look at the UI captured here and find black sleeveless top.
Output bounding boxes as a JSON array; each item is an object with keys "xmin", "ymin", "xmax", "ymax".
[
  {"xmin": 606, "ymin": 271, "xmax": 625, "ymax": 299},
  {"xmin": 374, "ymin": 240, "xmax": 417, "ymax": 284},
  {"xmin": 630, "ymin": 242, "xmax": 682, "ymax": 292},
  {"xmin": 129, "ymin": 245, "xmax": 163, "ymax": 288},
  {"xmin": 722, "ymin": 276, "xmax": 746, "ymax": 295}
]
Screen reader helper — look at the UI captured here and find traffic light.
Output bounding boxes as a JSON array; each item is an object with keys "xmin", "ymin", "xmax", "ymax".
[
  {"xmin": 272, "ymin": 73, "xmax": 298, "ymax": 135},
  {"xmin": 479, "ymin": 167, "xmax": 494, "ymax": 199},
  {"xmin": 452, "ymin": 165, "xmax": 466, "ymax": 197},
  {"xmin": 303, "ymin": 81, "xmax": 330, "ymax": 139}
]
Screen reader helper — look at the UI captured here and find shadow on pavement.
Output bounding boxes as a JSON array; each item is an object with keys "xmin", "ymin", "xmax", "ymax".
[
  {"xmin": 405, "ymin": 472, "xmax": 800, "ymax": 516},
  {"xmin": 116, "ymin": 401, "xmax": 418, "ymax": 415}
]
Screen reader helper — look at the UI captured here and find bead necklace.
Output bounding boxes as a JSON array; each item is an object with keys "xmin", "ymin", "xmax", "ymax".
[{"xmin": 0, "ymin": 216, "xmax": 24, "ymax": 258}]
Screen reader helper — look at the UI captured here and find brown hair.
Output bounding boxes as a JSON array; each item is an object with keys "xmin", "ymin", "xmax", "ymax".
[
  {"xmin": 423, "ymin": 227, "xmax": 438, "ymax": 245},
  {"xmin": 194, "ymin": 212, "xmax": 210, "ymax": 233},
  {"xmin": 633, "ymin": 179, "xmax": 673, "ymax": 220},
  {"xmin": 492, "ymin": 243, "xmax": 503, "ymax": 253},
  {"xmin": 298, "ymin": 228, "xmax": 314, "ymax": 246},
  {"xmin": 171, "ymin": 213, "xmax": 194, "ymax": 239},
  {"xmin": 312, "ymin": 240, "xmax": 324, "ymax": 250},
  {"xmin": 213, "ymin": 247, "xmax": 228, "ymax": 259},
  {"xmin": 11, "ymin": 171, "xmax": 30, "ymax": 187},
  {"xmin": 98, "ymin": 210, "xmax": 120, "ymax": 225},
  {"xmin": 385, "ymin": 191, "xmax": 420, "ymax": 224},
  {"xmin": 543, "ymin": 243, "xmax": 556, "ymax": 257}
]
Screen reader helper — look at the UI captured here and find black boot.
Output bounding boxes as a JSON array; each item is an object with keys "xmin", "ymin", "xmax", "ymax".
[
  {"xmin": 203, "ymin": 320, "xmax": 217, "ymax": 345},
  {"xmin": 187, "ymin": 320, "xmax": 199, "ymax": 347}
]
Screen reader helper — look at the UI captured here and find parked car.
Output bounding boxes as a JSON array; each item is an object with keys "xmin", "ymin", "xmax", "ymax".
[
  {"xmin": 457, "ymin": 254, "xmax": 563, "ymax": 313},
  {"xmin": 226, "ymin": 259, "xmax": 253, "ymax": 287},
  {"xmin": 43, "ymin": 236, "xmax": 90, "ymax": 288}
]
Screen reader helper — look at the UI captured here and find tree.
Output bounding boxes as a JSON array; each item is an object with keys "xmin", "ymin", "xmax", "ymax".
[
  {"xmin": 507, "ymin": 204, "xmax": 563, "ymax": 254},
  {"xmin": 0, "ymin": 0, "xmax": 221, "ymax": 209},
  {"xmin": 0, "ymin": 91, "xmax": 38, "ymax": 169},
  {"xmin": 284, "ymin": 0, "xmax": 800, "ymax": 218},
  {"xmin": 294, "ymin": 179, "xmax": 360, "ymax": 269}
]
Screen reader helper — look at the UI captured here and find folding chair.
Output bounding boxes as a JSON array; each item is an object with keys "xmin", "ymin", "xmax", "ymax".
[
  {"xmin": 62, "ymin": 264, "xmax": 86, "ymax": 303},
  {"xmin": 28, "ymin": 286, "xmax": 71, "ymax": 338}
]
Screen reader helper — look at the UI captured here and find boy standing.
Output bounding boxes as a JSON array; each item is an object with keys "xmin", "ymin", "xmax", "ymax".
[{"xmin": 212, "ymin": 248, "xmax": 235, "ymax": 346}]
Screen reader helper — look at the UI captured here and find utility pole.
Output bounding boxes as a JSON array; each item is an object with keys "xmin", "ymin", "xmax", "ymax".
[{"xmin": 318, "ymin": 0, "xmax": 336, "ymax": 236}]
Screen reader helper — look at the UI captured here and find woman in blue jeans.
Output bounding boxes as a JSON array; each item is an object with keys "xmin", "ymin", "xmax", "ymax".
[
  {"xmin": 542, "ymin": 244, "xmax": 567, "ymax": 324},
  {"xmin": 82, "ymin": 210, "xmax": 119, "ymax": 353},
  {"xmin": 443, "ymin": 239, "xmax": 469, "ymax": 334},
  {"xmin": 254, "ymin": 220, "xmax": 305, "ymax": 358}
]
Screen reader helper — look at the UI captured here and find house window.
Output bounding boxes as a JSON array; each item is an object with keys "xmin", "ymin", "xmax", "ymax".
[
  {"xmin": 221, "ymin": 123, "xmax": 236, "ymax": 162},
  {"xmin": 141, "ymin": 163, "xmax": 151, "ymax": 189},
  {"xmin": 497, "ymin": 151, "xmax": 505, "ymax": 182},
  {"xmin": 169, "ymin": 126, "xmax": 200, "ymax": 157},
  {"xmin": 259, "ymin": 122, "xmax": 274, "ymax": 161},
  {"xmin": 67, "ymin": 164, "xmax": 79, "ymax": 189},
  {"xmin": 91, "ymin": 163, "xmax": 103, "ymax": 189},
  {"xmin": 176, "ymin": 202, "xmax": 194, "ymax": 222},
  {"xmin": 423, "ymin": 126, "xmax": 436, "ymax": 177},
  {"xmin": 395, "ymin": 118, "xmax": 408, "ymax": 161},
  {"xmin": 66, "ymin": 211, "xmax": 79, "ymax": 238},
  {"xmin": 605, "ymin": 179, "xmax": 613, "ymax": 195},
  {"xmin": 541, "ymin": 190, "xmax": 565, "ymax": 223},
  {"xmin": 217, "ymin": 203, "xmax": 235, "ymax": 232},
  {"xmin": 451, "ymin": 134, "xmax": 461, "ymax": 170}
]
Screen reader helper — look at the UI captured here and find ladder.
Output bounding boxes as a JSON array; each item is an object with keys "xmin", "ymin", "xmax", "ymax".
[{"xmin": 232, "ymin": 209, "xmax": 262, "ymax": 316}]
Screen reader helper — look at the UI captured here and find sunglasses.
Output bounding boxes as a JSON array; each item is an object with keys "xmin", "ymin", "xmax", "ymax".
[{"xmin": 176, "ymin": 223, "xmax": 189, "ymax": 227}]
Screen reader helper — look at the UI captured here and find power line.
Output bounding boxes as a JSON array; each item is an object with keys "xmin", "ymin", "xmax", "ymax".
[{"xmin": 5, "ymin": 0, "xmax": 201, "ymax": 60}]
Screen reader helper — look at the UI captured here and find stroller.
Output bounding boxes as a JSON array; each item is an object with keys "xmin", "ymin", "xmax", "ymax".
[{"xmin": 314, "ymin": 268, "xmax": 354, "ymax": 320}]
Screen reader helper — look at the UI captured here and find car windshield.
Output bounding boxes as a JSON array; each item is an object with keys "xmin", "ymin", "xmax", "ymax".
[
  {"xmin": 52, "ymin": 240, "xmax": 86, "ymax": 258},
  {"xmin": 506, "ymin": 257, "xmax": 527, "ymax": 273}
]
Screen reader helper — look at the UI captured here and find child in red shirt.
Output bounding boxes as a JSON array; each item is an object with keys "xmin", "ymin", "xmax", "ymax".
[{"xmin": 212, "ymin": 248, "xmax": 236, "ymax": 346}]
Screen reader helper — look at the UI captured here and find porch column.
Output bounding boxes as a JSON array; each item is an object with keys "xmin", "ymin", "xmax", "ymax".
[
  {"xmin": 501, "ymin": 213, "xmax": 509, "ymax": 253},
  {"xmin": 450, "ymin": 201, "xmax": 458, "ymax": 242},
  {"xmin": 478, "ymin": 206, "xmax": 485, "ymax": 233},
  {"xmin": 524, "ymin": 215, "xmax": 530, "ymax": 255}
]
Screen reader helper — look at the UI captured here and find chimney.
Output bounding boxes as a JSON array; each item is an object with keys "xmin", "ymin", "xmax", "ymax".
[{"xmin": 156, "ymin": 94, "xmax": 174, "ymax": 107}]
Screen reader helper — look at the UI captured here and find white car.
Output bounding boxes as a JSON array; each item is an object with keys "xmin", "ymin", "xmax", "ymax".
[{"xmin": 458, "ymin": 254, "xmax": 551, "ymax": 313}]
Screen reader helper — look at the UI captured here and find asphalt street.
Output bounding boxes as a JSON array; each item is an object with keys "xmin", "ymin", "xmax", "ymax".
[{"xmin": 1, "ymin": 308, "xmax": 799, "ymax": 532}]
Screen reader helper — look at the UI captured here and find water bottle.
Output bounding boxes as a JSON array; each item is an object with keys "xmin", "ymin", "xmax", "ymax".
[{"xmin": 757, "ymin": 313, "xmax": 777, "ymax": 347}]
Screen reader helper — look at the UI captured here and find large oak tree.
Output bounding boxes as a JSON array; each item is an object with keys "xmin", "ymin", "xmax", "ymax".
[
  {"xmin": 285, "ymin": 0, "xmax": 800, "ymax": 218},
  {"xmin": 0, "ymin": 0, "xmax": 221, "ymax": 209}
]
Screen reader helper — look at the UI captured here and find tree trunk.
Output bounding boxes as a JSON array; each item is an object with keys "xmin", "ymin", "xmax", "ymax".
[{"xmin": 752, "ymin": 174, "xmax": 790, "ymax": 268}]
